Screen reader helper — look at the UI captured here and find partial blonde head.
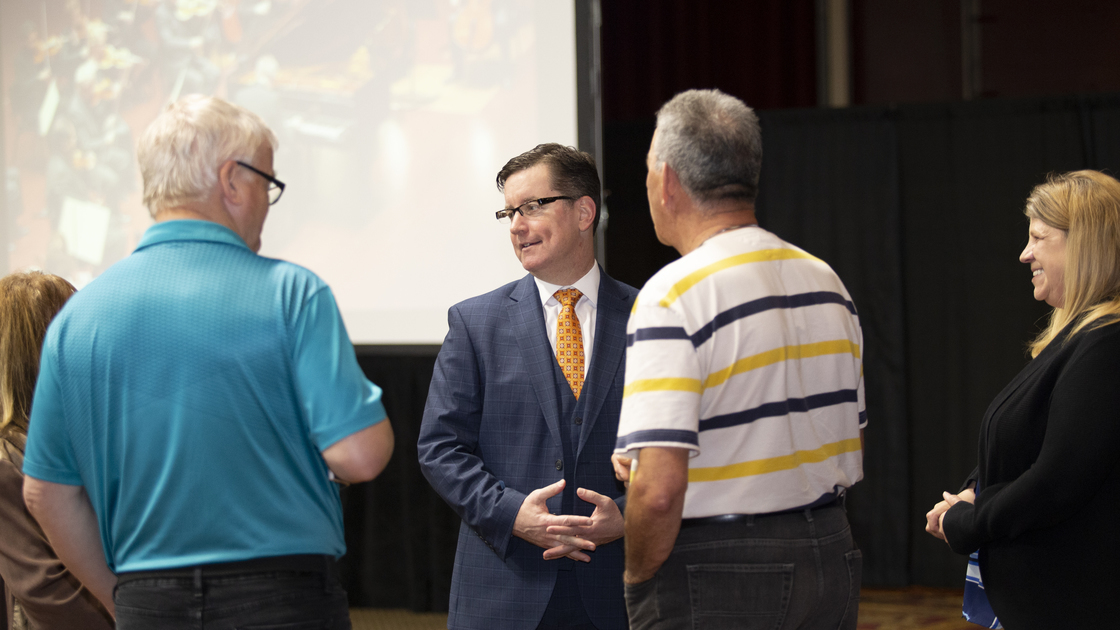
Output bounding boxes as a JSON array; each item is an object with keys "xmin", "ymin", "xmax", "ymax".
[
  {"xmin": 0, "ymin": 272, "xmax": 76, "ymax": 436},
  {"xmin": 1025, "ymin": 170, "xmax": 1120, "ymax": 356},
  {"xmin": 138, "ymin": 95, "xmax": 277, "ymax": 216}
]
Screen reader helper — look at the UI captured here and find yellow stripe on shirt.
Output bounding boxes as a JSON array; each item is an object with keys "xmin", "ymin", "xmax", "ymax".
[
  {"xmin": 688, "ymin": 437, "xmax": 863, "ymax": 483},
  {"xmin": 703, "ymin": 340, "xmax": 861, "ymax": 389},
  {"xmin": 624, "ymin": 340, "xmax": 858, "ymax": 397},
  {"xmin": 658, "ymin": 249, "xmax": 821, "ymax": 308},
  {"xmin": 623, "ymin": 377, "xmax": 704, "ymax": 398}
]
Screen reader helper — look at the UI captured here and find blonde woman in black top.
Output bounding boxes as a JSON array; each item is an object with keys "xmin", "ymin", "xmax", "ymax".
[{"xmin": 926, "ymin": 170, "xmax": 1120, "ymax": 629}]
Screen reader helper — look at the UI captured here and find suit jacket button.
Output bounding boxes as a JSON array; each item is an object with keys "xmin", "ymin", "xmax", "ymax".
[
  {"xmin": 574, "ymin": 416, "xmax": 583, "ymax": 425},
  {"xmin": 555, "ymin": 459, "xmax": 563, "ymax": 471}
]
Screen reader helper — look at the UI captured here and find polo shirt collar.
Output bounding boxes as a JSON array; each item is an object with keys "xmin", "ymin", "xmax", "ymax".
[{"xmin": 135, "ymin": 220, "xmax": 251, "ymax": 253}]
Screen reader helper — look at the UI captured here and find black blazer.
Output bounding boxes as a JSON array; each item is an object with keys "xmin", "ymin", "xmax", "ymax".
[{"xmin": 944, "ymin": 319, "xmax": 1120, "ymax": 629}]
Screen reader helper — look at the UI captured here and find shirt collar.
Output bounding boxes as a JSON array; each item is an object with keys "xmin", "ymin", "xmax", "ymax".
[
  {"xmin": 534, "ymin": 263, "xmax": 600, "ymax": 308},
  {"xmin": 135, "ymin": 220, "xmax": 252, "ymax": 253}
]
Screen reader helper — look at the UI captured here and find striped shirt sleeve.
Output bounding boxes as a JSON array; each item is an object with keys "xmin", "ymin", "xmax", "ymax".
[{"xmin": 615, "ymin": 297, "xmax": 702, "ymax": 455}]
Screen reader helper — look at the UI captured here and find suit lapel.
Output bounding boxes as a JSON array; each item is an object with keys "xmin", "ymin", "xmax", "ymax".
[
  {"xmin": 576, "ymin": 271, "xmax": 629, "ymax": 456},
  {"xmin": 508, "ymin": 275, "xmax": 563, "ymax": 447}
]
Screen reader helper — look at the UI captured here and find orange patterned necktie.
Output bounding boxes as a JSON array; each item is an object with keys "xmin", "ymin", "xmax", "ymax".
[{"xmin": 554, "ymin": 288, "xmax": 585, "ymax": 399}]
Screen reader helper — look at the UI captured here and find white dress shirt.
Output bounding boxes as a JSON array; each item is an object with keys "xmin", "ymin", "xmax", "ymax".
[{"xmin": 534, "ymin": 264, "xmax": 600, "ymax": 377}]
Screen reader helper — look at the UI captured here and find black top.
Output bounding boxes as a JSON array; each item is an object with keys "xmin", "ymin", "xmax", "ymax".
[{"xmin": 944, "ymin": 318, "xmax": 1120, "ymax": 629}]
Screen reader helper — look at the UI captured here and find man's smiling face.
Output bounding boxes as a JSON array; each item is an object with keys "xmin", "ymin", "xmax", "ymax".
[{"xmin": 503, "ymin": 163, "xmax": 588, "ymax": 285}]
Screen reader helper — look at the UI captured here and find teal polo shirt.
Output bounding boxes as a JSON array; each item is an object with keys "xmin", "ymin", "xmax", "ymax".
[{"xmin": 24, "ymin": 220, "xmax": 386, "ymax": 572}]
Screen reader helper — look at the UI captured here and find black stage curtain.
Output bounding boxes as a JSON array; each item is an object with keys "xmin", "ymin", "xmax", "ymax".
[
  {"xmin": 338, "ymin": 349, "xmax": 456, "ymax": 610},
  {"xmin": 339, "ymin": 95, "xmax": 1120, "ymax": 611},
  {"xmin": 756, "ymin": 107, "xmax": 909, "ymax": 585}
]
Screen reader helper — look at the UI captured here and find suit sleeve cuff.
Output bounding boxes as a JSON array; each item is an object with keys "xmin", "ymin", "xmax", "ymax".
[
  {"xmin": 490, "ymin": 487, "xmax": 527, "ymax": 560},
  {"xmin": 959, "ymin": 467, "xmax": 979, "ymax": 494}
]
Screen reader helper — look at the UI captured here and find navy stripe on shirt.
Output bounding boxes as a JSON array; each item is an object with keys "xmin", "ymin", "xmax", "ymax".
[
  {"xmin": 615, "ymin": 428, "xmax": 700, "ymax": 451},
  {"xmin": 627, "ymin": 327, "xmax": 691, "ymax": 346},
  {"xmin": 627, "ymin": 291, "xmax": 857, "ymax": 348},
  {"xmin": 690, "ymin": 292, "xmax": 857, "ymax": 347},
  {"xmin": 699, "ymin": 389, "xmax": 860, "ymax": 432}
]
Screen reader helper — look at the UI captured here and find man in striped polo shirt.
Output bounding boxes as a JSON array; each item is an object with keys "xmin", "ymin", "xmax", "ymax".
[{"xmin": 614, "ymin": 89, "xmax": 865, "ymax": 630}]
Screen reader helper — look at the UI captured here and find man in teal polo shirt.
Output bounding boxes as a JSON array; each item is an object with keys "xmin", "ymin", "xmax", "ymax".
[{"xmin": 22, "ymin": 95, "xmax": 394, "ymax": 629}]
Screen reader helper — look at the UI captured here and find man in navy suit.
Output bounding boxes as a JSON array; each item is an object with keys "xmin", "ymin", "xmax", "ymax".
[{"xmin": 418, "ymin": 144, "xmax": 636, "ymax": 630}]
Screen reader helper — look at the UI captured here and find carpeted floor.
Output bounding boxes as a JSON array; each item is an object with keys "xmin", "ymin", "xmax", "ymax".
[
  {"xmin": 857, "ymin": 587, "xmax": 976, "ymax": 629},
  {"xmin": 350, "ymin": 607, "xmax": 447, "ymax": 630},
  {"xmin": 350, "ymin": 586, "xmax": 975, "ymax": 630}
]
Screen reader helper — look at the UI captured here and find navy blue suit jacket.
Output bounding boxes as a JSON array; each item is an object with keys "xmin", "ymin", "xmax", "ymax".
[{"xmin": 418, "ymin": 269, "xmax": 637, "ymax": 630}]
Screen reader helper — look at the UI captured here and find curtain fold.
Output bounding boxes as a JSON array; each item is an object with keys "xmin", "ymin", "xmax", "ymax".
[
  {"xmin": 339, "ymin": 351, "xmax": 457, "ymax": 611},
  {"xmin": 757, "ymin": 106, "xmax": 908, "ymax": 585}
]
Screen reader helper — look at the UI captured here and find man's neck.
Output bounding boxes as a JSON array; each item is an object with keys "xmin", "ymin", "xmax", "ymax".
[
  {"xmin": 532, "ymin": 249, "xmax": 597, "ymax": 287},
  {"xmin": 154, "ymin": 207, "xmax": 210, "ymax": 223},
  {"xmin": 677, "ymin": 203, "xmax": 757, "ymax": 255},
  {"xmin": 154, "ymin": 199, "xmax": 235, "ymax": 232}
]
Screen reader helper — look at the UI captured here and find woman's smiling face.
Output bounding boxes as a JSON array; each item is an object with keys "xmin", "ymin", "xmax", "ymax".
[{"xmin": 1020, "ymin": 217, "xmax": 1068, "ymax": 308}]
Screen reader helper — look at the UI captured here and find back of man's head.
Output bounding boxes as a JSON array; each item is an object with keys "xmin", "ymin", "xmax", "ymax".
[
  {"xmin": 496, "ymin": 143, "xmax": 603, "ymax": 232},
  {"xmin": 654, "ymin": 89, "xmax": 762, "ymax": 206},
  {"xmin": 138, "ymin": 95, "xmax": 277, "ymax": 217}
]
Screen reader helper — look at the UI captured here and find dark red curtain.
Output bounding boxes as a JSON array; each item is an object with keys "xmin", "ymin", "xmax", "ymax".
[{"xmin": 601, "ymin": 0, "xmax": 818, "ymax": 123}]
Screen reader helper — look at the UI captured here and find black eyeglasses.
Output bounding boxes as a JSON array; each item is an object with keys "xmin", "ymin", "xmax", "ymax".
[
  {"xmin": 495, "ymin": 196, "xmax": 574, "ymax": 224},
  {"xmin": 236, "ymin": 161, "xmax": 286, "ymax": 205}
]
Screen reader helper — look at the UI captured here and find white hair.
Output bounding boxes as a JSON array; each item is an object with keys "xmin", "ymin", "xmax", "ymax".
[{"xmin": 137, "ymin": 95, "xmax": 278, "ymax": 216}]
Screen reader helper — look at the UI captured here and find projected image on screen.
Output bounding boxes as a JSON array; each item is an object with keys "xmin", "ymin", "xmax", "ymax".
[{"xmin": 1, "ymin": 0, "xmax": 577, "ymax": 343}]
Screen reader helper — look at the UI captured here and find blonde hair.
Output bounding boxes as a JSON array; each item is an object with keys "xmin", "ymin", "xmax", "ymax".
[
  {"xmin": 1026, "ymin": 170, "xmax": 1120, "ymax": 356},
  {"xmin": 0, "ymin": 272, "xmax": 76, "ymax": 437},
  {"xmin": 137, "ymin": 95, "xmax": 277, "ymax": 216}
]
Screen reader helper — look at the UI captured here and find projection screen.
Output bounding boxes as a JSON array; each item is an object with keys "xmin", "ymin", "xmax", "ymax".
[{"xmin": 1, "ymin": 0, "xmax": 579, "ymax": 344}]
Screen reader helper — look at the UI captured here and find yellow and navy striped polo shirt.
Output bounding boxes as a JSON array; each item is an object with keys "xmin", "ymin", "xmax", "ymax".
[{"xmin": 615, "ymin": 226, "xmax": 865, "ymax": 518}]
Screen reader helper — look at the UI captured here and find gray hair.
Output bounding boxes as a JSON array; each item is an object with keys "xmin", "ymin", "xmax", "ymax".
[
  {"xmin": 653, "ymin": 89, "xmax": 762, "ymax": 204},
  {"xmin": 137, "ymin": 95, "xmax": 277, "ymax": 216}
]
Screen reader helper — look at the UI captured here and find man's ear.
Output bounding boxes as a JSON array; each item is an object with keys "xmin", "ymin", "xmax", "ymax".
[
  {"xmin": 662, "ymin": 162, "xmax": 682, "ymax": 207},
  {"xmin": 576, "ymin": 196, "xmax": 597, "ymax": 232},
  {"xmin": 218, "ymin": 160, "xmax": 244, "ymax": 207}
]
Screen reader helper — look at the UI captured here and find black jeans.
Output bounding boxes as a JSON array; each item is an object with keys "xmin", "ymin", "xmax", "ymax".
[
  {"xmin": 625, "ymin": 505, "xmax": 861, "ymax": 630},
  {"xmin": 114, "ymin": 556, "xmax": 351, "ymax": 630}
]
